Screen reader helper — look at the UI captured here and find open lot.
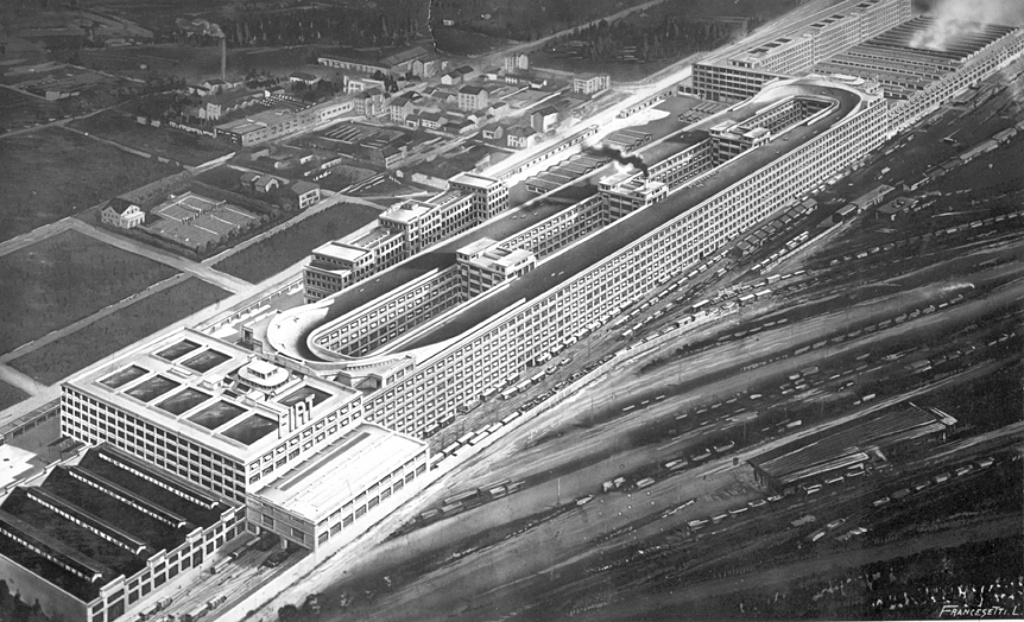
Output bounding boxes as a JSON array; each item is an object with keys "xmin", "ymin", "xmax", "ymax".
[
  {"xmin": 78, "ymin": 44, "xmax": 325, "ymax": 84},
  {"xmin": 0, "ymin": 127, "xmax": 180, "ymax": 243},
  {"xmin": 0, "ymin": 381, "xmax": 29, "ymax": 413},
  {"xmin": 0, "ymin": 230, "xmax": 178, "ymax": 356},
  {"xmin": 0, "ymin": 87, "xmax": 75, "ymax": 131},
  {"xmin": 68, "ymin": 112, "xmax": 236, "ymax": 167},
  {"xmin": 214, "ymin": 202, "xmax": 379, "ymax": 283},
  {"xmin": 10, "ymin": 277, "xmax": 230, "ymax": 386}
]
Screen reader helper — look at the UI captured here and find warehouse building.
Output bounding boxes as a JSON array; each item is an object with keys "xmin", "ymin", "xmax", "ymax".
[
  {"xmin": 0, "ymin": 444, "xmax": 244, "ymax": 622},
  {"xmin": 248, "ymin": 422, "xmax": 427, "ymax": 558}
]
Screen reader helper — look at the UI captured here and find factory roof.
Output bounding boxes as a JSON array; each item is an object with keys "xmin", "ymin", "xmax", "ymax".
[
  {"xmin": 255, "ymin": 423, "xmax": 425, "ymax": 521},
  {"xmin": 393, "ymin": 78, "xmax": 866, "ymax": 352},
  {"xmin": 67, "ymin": 329, "xmax": 360, "ymax": 459}
]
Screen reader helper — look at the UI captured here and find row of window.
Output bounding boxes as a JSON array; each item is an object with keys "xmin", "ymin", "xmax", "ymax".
[{"xmin": 361, "ymin": 96, "xmax": 890, "ymax": 438}]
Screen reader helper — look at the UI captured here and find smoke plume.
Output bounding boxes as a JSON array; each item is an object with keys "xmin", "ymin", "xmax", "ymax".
[
  {"xmin": 910, "ymin": 0, "xmax": 1024, "ymax": 51},
  {"xmin": 587, "ymin": 145, "xmax": 649, "ymax": 178}
]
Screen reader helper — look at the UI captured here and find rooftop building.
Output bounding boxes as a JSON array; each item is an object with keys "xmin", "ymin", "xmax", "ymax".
[{"xmin": 248, "ymin": 422, "xmax": 427, "ymax": 556}]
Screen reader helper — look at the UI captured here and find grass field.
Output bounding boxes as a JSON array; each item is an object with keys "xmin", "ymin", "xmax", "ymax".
[
  {"xmin": 78, "ymin": 44, "xmax": 324, "ymax": 83},
  {"xmin": 68, "ymin": 112, "xmax": 236, "ymax": 167},
  {"xmin": 10, "ymin": 278, "xmax": 230, "ymax": 386},
  {"xmin": 0, "ymin": 230, "xmax": 178, "ymax": 356},
  {"xmin": 0, "ymin": 88, "xmax": 73, "ymax": 131},
  {"xmin": 0, "ymin": 381, "xmax": 29, "ymax": 413},
  {"xmin": 0, "ymin": 127, "xmax": 180, "ymax": 243},
  {"xmin": 214, "ymin": 202, "xmax": 380, "ymax": 283}
]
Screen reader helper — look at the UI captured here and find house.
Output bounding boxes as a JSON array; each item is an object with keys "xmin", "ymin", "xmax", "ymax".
[
  {"xmin": 288, "ymin": 180, "xmax": 321, "ymax": 209},
  {"xmin": 446, "ymin": 117, "xmax": 477, "ymax": 136},
  {"xmin": 488, "ymin": 101, "xmax": 510, "ymax": 119},
  {"xmin": 255, "ymin": 175, "xmax": 282, "ymax": 194},
  {"xmin": 239, "ymin": 171, "xmax": 262, "ymax": 192},
  {"xmin": 506, "ymin": 125, "xmax": 538, "ymax": 149},
  {"xmin": 389, "ymin": 97, "xmax": 414, "ymax": 123},
  {"xmin": 101, "ymin": 198, "xmax": 145, "ymax": 229},
  {"xmin": 481, "ymin": 123, "xmax": 504, "ymax": 141},
  {"xmin": 289, "ymin": 72, "xmax": 322, "ymax": 87},
  {"xmin": 355, "ymin": 88, "xmax": 386, "ymax": 116},
  {"xmin": 531, "ymin": 106, "xmax": 558, "ymax": 133},
  {"xmin": 458, "ymin": 85, "xmax": 488, "ymax": 111},
  {"xmin": 419, "ymin": 111, "xmax": 447, "ymax": 130},
  {"xmin": 405, "ymin": 114, "xmax": 422, "ymax": 129},
  {"xmin": 456, "ymin": 65, "xmax": 476, "ymax": 80},
  {"xmin": 347, "ymin": 77, "xmax": 386, "ymax": 94},
  {"xmin": 440, "ymin": 70, "xmax": 463, "ymax": 86},
  {"xmin": 411, "ymin": 55, "xmax": 442, "ymax": 78},
  {"xmin": 504, "ymin": 53, "xmax": 529, "ymax": 73},
  {"xmin": 573, "ymin": 73, "xmax": 611, "ymax": 95}
]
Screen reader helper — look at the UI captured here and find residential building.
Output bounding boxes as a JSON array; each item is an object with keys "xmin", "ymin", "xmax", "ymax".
[
  {"xmin": 389, "ymin": 97, "xmax": 414, "ymax": 123},
  {"xmin": 573, "ymin": 73, "xmax": 611, "ymax": 95},
  {"xmin": 531, "ymin": 106, "xmax": 558, "ymax": 133},
  {"xmin": 100, "ymin": 198, "xmax": 145, "ymax": 229},
  {"xmin": 504, "ymin": 53, "xmax": 529, "ymax": 73},
  {"xmin": 507, "ymin": 125, "xmax": 539, "ymax": 149},
  {"xmin": 288, "ymin": 180, "xmax": 322, "ymax": 210},
  {"xmin": 458, "ymin": 85, "xmax": 488, "ymax": 111}
]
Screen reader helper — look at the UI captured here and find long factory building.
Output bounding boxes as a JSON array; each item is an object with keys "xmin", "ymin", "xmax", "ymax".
[
  {"xmin": 690, "ymin": 0, "xmax": 913, "ymax": 102},
  {"xmin": 255, "ymin": 74, "xmax": 891, "ymax": 439}
]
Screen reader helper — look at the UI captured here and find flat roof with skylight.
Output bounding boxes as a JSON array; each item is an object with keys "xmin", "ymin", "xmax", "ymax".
[{"xmin": 67, "ymin": 328, "xmax": 362, "ymax": 461}]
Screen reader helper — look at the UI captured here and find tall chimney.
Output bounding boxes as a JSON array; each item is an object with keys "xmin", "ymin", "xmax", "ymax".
[{"xmin": 220, "ymin": 37, "xmax": 226, "ymax": 81}]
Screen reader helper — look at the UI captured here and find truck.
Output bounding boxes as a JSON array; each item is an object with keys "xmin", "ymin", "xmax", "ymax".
[{"xmin": 635, "ymin": 477, "xmax": 656, "ymax": 490}]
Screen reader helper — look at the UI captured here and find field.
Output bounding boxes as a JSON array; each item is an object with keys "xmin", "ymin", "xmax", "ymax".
[
  {"xmin": 77, "ymin": 44, "xmax": 325, "ymax": 83},
  {"xmin": 0, "ymin": 88, "xmax": 75, "ymax": 132},
  {"xmin": 0, "ymin": 230, "xmax": 178, "ymax": 355},
  {"xmin": 214, "ymin": 202, "xmax": 379, "ymax": 283},
  {"xmin": 68, "ymin": 112, "xmax": 236, "ymax": 167},
  {"xmin": 0, "ymin": 381, "xmax": 29, "ymax": 413},
  {"xmin": 0, "ymin": 127, "xmax": 180, "ymax": 243},
  {"xmin": 319, "ymin": 164, "xmax": 378, "ymax": 192},
  {"xmin": 9, "ymin": 278, "xmax": 230, "ymax": 386}
]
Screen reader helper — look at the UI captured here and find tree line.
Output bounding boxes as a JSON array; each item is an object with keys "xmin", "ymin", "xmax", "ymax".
[
  {"xmin": 547, "ymin": 16, "xmax": 752, "ymax": 63},
  {"xmin": 176, "ymin": 3, "xmax": 426, "ymax": 50}
]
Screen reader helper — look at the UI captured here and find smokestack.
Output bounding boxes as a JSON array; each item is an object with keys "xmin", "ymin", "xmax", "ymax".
[
  {"xmin": 586, "ymin": 145, "xmax": 650, "ymax": 178},
  {"xmin": 221, "ymin": 37, "xmax": 226, "ymax": 81}
]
